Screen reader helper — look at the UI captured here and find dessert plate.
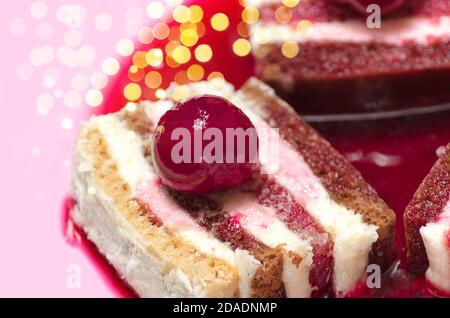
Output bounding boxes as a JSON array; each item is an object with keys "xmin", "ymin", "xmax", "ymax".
[{"xmin": 65, "ymin": 0, "xmax": 450, "ymax": 297}]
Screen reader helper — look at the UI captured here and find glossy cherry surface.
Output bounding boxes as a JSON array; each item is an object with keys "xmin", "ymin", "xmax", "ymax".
[{"xmin": 152, "ymin": 95, "xmax": 258, "ymax": 194}]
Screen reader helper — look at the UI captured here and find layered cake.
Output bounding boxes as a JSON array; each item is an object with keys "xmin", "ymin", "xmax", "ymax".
[
  {"xmin": 404, "ymin": 144, "xmax": 450, "ymax": 293},
  {"xmin": 71, "ymin": 77, "xmax": 395, "ymax": 297},
  {"xmin": 249, "ymin": 0, "xmax": 450, "ymax": 114}
]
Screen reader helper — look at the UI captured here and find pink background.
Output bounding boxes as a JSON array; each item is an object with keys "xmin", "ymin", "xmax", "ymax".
[{"xmin": 0, "ymin": 0, "xmax": 162, "ymax": 297}]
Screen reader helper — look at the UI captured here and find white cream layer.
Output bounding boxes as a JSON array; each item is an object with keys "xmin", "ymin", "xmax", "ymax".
[
  {"xmin": 171, "ymin": 79, "xmax": 379, "ymax": 294},
  {"xmin": 144, "ymin": 97, "xmax": 314, "ymax": 297},
  {"xmin": 252, "ymin": 16, "xmax": 450, "ymax": 46},
  {"xmin": 222, "ymin": 192, "xmax": 313, "ymax": 298},
  {"xmin": 420, "ymin": 199, "xmax": 450, "ymax": 292},
  {"xmin": 93, "ymin": 114, "xmax": 258, "ymax": 297}
]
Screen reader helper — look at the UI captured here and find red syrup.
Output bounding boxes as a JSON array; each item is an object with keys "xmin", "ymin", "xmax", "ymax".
[{"xmin": 62, "ymin": 0, "xmax": 450, "ymax": 297}]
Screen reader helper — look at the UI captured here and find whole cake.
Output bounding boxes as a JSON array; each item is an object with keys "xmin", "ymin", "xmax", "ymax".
[
  {"xmin": 404, "ymin": 144, "xmax": 450, "ymax": 293},
  {"xmin": 249, "ymin": 0, "xmax": 450, "ymax": 114},
  {"xmin": 71, "ymin": 78, "xmax": 395, "ymax": 297}
]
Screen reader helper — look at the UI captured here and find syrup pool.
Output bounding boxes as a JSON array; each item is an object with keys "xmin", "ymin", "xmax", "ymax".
[{"xmin": 63, "ymin": 0, "xmax": 450, "ymax": 297}]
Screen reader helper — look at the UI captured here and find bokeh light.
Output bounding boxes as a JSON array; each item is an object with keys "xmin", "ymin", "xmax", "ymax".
[
  {"xmin": 101, "ymin": 57, "xmax": 120, "ymax": 75},
  {"xmin": 233, "ymin": 38, "xmax": 251, "ymax": 57},
  {"xmin": 281, "ymin": 40, "xmax": 299, "ymax": 58},
  {"xmin": 145, "ymin": 71, "xmax": 163, "ymax": 89},
  {"xmin": 194, "ymin": 44, "xmax": 212, "ymax": 63},
  {"xmin": 123, "ymin": 83, "xmax": 142, "ymax": 101},
  {"xmin": 146, "ymin": 1, "xmax": 165, "ymax": 19},
  {"xmin": 187, "ymin": 64, "xmax": 204, "ymax": 81},
  {"xmin": 172, "ymin": 45, "xmax": 191, "ymax": 64},
  {"xmin": 145, "ymin": 48, "xmax": 164, "ymax": 67},
  {"xmin": 211, "ymin": 13, "xmax": 229, "ymax": 31},
  {"xmin": 189, "ymin": 5, "xmax": 204, "ymax": 23},
  {"xmin": 242, "ymin": 7, "xmax": 259, "ymax": 24}
]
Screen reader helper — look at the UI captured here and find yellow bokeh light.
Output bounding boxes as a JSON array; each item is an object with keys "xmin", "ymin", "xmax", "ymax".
[
  {"xmin": 275, "ymin": 6, "xmax": 292, "ymax": 24},
  {"xmin": 172, "ymin": 45, "xmax": 191, "ymax": 64},
  {"xmin": 132, "ymin": 51, "xmax": 148, "ymax": 69},
  {"xmin": 116, "ymin": 39, "xmax": 134, "ymax": 57},
  {"xmin": 242, "ymin": 7, "xmax": 259, "ymax": 24},
  {"xmin": 233, "ymin": 38, "xmax": 251, "ymax": 57},
  {"xmin": 172, "ymin": 85, "xmax": 190, "ymax": 102},
  {"xmin": 145, "ymin": 71, "xmax": 162, "ymax": 89},
  {"xmin": 282, "ymin": 0, "xmax": 300, "ymax": 8},
  {"xmin": 189, "ymin": 5, "xmax": 204, "ymax": 23},
  {"xmin": 101, "ymin": 57, "xmax": 120, "ymax": 76},
  {"xmin": 146, "ymin": 48, "xmax": 164, "ymax": 67},
  {"xmin": 187, "ymin": 64, "xmax": 204, "ymax": 82},
  {"xmin": 194, "ymin": 44, "xmax": 212, "ymax": 63},
  {"xmin": 123, "ymin": 83, "xmax": 142, "ymax": 101},
  {"xmin": 152, "ymin": 22, "xmax": 170, "ymax": 40},
  {"xmin": 146, "ymin": 1, "xmax": 165, "ymax": 19},
  {"xmin": 211, "ymin": 13, "xmax": 229, "ymax": 31},
  {"xmin": 180, "ymin": 28, "xmax": 198, "ymax": 47},
  {"xmin": 281, "ymin": 40, "xmax": 299, "ymax": 58},
  {"xmin": 296, "ymin": 19, "xmax": 314, "ymax": 35},
  {"xmin": 173, "ymin": 5, "xmax": 191, "ymax": 23},
  {"xmin": 155, "ymin": 88, "xmax": 166, "ymax": 99},
  {"xmin": 86, "ymin": 89, "xmax": 103, "ymax": 107}
]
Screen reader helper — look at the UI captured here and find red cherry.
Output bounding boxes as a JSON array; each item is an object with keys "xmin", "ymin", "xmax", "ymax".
[
  {"xmin": 344, "ymin": 0, "xmax": 405, "ymax": 15},
  {"xmin": 152, "ymin": 95, "xmax": 259, "ymax": 195}
]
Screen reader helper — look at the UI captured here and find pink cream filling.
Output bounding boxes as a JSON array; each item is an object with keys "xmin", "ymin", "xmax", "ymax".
[
  {"xmin": 135, "ymin": 178, "xmax": 203, "ymax": 232},
  {"xmin": 134, "ymin": 111, "xmax": 322, "ymax": 232},
  {"xmin": 222, "ymin": 193, "xmax": 281, "ymax": 231},
  {"xmin": 437, "ymin": 200, "xmax": 450, "ymax": 250},
  {"xmin": 251, "ymin": 114, "xmax": 322, "ymax": 207},
  {"xmin": 256, "ymin": 16, "xmax": 450, "ymax": 45}
]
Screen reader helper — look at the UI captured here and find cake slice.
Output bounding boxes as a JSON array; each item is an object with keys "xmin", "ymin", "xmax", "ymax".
[
  {"xmin": 249, "ymin": 0, "xmax": 450, "ymax": 113},
  {"xmin": 404, "ymin": 144, "xmax": 450, "ymax": 293},
  {"xmin": 71, "ymin": 78, "xmax": 395, "ymax": 297}
]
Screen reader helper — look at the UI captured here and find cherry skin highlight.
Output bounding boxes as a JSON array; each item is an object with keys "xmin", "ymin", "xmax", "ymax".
[
  {"xmin": 344, "ymin": 0, "xmax": 405, "ymax": 15},
  {"xmin": 152, "ymin": 95, "xmax": 259, "ymax": 195}
]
